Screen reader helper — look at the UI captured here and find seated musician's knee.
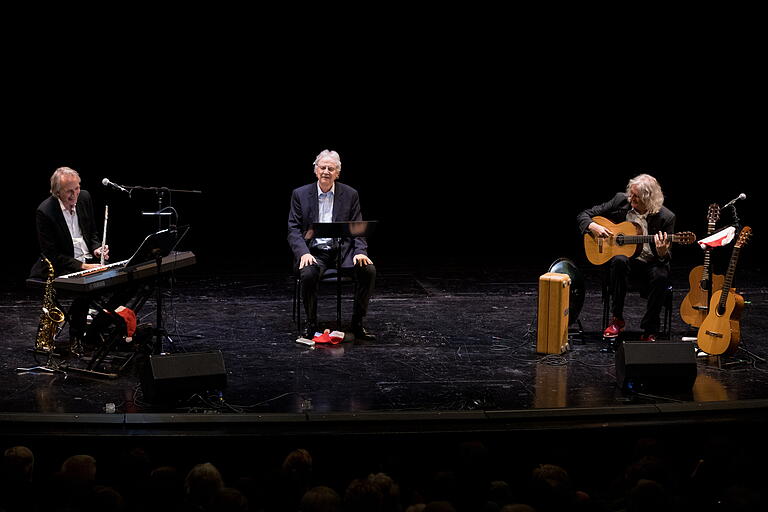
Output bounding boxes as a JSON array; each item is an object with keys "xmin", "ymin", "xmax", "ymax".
[
  {"xmin": 611, "ymin": 255, "xmax": 629, "ymax": 266},
  {"xmin": 355, "ymin": 262, "xmax": 376, "ymax": 282},
  {"xmin": 299, "ymin": 265, "xmax": 321, "ymax": 285}
]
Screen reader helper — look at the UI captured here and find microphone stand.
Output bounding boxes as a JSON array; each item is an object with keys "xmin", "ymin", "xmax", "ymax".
[
  {"xmin": 728, "ymin": 204, "xmax": 741, "ymax": 231},
  {"xmin": 123, "ymin": 185, "xmax": 203, "ymax": 230},
  {"xmin": 119, "ymin": 184, "xmax": 204, "ymax": 353}
]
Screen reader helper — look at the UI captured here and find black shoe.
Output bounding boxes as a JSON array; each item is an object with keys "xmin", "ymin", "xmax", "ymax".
[
  {"xmin": 353, "ymin": 324, "xmax": 376, "ymax": 342},
  {"xmin": 303, "ymin": 322, "xmax": 317, "ymax": 340}
]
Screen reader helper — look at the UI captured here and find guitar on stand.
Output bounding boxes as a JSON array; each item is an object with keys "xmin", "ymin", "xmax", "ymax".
[
  {"xmin": 583, "ymin": 216, "xmax": 697, "ymax": 265},
  {"xmin": 680, "ymin": 204, "xmax": 725, "ymax": 328},
  {"xmin": 697, "ymin": 226, "xmax": 751, "ymax": 356}
]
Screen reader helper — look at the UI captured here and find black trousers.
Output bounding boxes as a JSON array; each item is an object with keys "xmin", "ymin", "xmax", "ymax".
[
  {"xmin": 68, "ymin": 283, "xmax": 142, "ymax": 344},
  {"xmin": 299, "ymin": 247, "xmax": 376, "ymax": 325},
  {"xmin": 609, "ymin": 255, "xmax": 670, "ymax": 334}
]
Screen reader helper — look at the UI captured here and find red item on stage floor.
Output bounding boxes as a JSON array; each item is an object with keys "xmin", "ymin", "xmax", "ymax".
[{"xmin": 312, "ymin": 329, "xmax": 344, "ymax": 344}]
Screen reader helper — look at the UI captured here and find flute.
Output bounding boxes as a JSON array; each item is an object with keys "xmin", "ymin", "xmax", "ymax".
[{"xmin": 100, "ymin": 204, "xmax": 109, "ymax": 265}]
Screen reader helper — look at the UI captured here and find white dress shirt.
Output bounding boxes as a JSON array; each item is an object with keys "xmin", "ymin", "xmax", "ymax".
[{"xmin": 59, "ymin": 199, "xmax": 92, "ymax": 262}]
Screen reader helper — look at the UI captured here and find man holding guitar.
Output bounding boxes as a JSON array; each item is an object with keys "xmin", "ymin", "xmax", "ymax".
[{"xmin": 577, "ymin": 174, "xmax": 675, "ymax": 342}]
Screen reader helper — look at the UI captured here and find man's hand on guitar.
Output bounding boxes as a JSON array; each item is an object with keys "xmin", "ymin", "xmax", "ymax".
[
  {"xmin": 655, "ymin": 232, "xmax": 670, "ymax": 258},
  {"xmin": 588, "ymin": 221, "xmax": 613, "ymax": 238}
]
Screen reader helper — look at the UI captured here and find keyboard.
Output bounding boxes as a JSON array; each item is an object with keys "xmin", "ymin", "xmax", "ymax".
[
  {"xmin": 58, "ymin": 259, "xmax": 129, "ymax": 279},
  {"xmin": 54, "ymin": 251, "xmax": 196, "ymax": 293}
]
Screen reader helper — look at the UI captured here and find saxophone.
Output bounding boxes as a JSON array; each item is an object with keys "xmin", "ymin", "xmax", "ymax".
[{"xmin": 35, "ymin": 256, "xmax": 66, "ymax": 352}]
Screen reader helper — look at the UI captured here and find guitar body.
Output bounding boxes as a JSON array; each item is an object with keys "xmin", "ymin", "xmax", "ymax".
[
  {"xmin": 680, "ymin": 265, "xmax": 725, "ymax": 327},
  {"xmin": 583, "ymin": 217, "xmax": 642, "ymax": 265},
  {"xmin": 697, "ymin": 289, "xmax": 737, "ymax": 355}
]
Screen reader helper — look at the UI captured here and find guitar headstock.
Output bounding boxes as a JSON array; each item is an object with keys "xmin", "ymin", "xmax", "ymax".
[
  {"xmin": 735, "ymin": 226, "xmax": 752, "ymax": 248},
  {"xmin": 707, "ymin": 203, "xmax": 720, "ymax": 224},
  {"xmin": 675, "ymin": 232, "xmax": 697, "ymax": 245}
]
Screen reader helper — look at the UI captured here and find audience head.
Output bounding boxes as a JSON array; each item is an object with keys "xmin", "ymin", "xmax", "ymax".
[
  {"xmin": 3, "ymin": 445, "xmax": 35, "ymax": 482},
  {"xmin": 345, "ymin": 477, "xmax": 384, "ymax": 512},
  {"xmin": 300, "ymin": 485, "xmax": 341, "ymax": 512},
  {"xmin": 61, "ymin": 454, "xmax": 97, "ymax": 484},
  {"xmin": 185, "ymin": 462, "xmax": 224, "ymax": 508}
]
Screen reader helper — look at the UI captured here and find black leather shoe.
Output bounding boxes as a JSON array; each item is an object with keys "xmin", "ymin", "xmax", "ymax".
[
  {"xmin": 303, "ymin": 322, "xmax": 317, "ymax": 340},
  {"xmin": 353, "ymin": 324, "xmax": 376, "ymax": 342}
]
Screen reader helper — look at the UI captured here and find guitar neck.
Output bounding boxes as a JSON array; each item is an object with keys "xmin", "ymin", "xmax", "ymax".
[
  {"xmin": 701, "ymin": 218, "xmax": 717, "ymax": 282},
  {"xmin": 621, "ymin": 234, "xmax": 684, "ymax": 244},
  {"xmin": 718, "ymin": 245, "xmax": 742, "ymax": 311},
  {"xmin": 701, "ymin": 249, "xmax": 712, "ymax": 281}
]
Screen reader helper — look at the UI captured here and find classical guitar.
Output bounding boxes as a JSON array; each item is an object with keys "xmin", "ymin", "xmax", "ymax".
[
  {"xmin": 697, "ymin": 226, "xmax": 751, "ymax": 355},
  {"xmin": 583, "ymin": 216, "xmax": 697, "ymax": 265},
  {"xmin": 680, "ymin": 204, "xmax": 725, "ymax": 327}
]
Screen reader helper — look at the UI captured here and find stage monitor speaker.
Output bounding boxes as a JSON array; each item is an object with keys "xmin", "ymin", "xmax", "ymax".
[
  {"xmin": 615, "ymin": 341, "xmax": 697, "ymax": 392},
  {"xmin": 141, "ymin": 350, "xmax": 227, "ymax": 403}
]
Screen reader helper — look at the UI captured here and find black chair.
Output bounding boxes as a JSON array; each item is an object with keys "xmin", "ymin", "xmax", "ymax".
[
  {"xmin": 601, "ymin": 274, "xmax": 673, "ymax": 339},
  {"xmin": 292, "ymin": 268, "xmax": 357, "ymax": 334}
]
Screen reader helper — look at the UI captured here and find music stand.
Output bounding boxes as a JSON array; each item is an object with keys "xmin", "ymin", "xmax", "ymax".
[{"xmin": 307, "ymin": 221, "xmax": 378, "ymax": 328}]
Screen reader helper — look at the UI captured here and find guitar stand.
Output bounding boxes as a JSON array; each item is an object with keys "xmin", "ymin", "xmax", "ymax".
[{"xmin": 739, "ymin": 346, "xmax": 766, "ymax": 363}]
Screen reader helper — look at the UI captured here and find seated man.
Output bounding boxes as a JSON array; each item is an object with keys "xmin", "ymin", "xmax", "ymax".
[
  {"xmin": 287, "ymin": 149, "xmax": 376, "ymax": 341},
  {"xmin": 29, "ymin": 167, "xmax": 110, "ymax": 346},
  {"xmin": 576, "ymin": 174, "xmax": 674, "ymax": 342}
]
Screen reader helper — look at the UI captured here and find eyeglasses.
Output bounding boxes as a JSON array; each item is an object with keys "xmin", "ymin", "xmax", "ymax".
[{"xmin": 316, "ymin": 165, "xmax": 338, "ymax": 172}]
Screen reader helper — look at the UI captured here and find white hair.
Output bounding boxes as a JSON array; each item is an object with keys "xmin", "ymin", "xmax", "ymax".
[
  {"xmin": 627, "ymin": 174, "xmax": 664, "ymax": 214},
  {"xmin": 50, "ymin": 167, "xmax": 80, "ymax": 197},
  {"xmin": 313, "ymin": 149, "xmax": 341, "ymax": 171}
]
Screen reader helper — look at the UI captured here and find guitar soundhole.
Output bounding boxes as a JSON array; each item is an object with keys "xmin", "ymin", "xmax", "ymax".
[{"xmin": 615, "ymin": 234, "xmax": 624, "ymax": 246}]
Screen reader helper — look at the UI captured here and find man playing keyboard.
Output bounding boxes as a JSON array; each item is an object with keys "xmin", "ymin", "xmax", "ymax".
[{"xmin": 29, "ymin": 167, "xmax": 110, "ymax": 347}]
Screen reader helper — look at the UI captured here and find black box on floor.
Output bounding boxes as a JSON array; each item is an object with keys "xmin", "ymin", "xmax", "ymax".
[
  {"xmin": 615, "ymin": 341, "xmax": 697, "ymax": 392},
  {"xmin": 141, "ymin": 350, "xmax": 227, "ymax": 403}
]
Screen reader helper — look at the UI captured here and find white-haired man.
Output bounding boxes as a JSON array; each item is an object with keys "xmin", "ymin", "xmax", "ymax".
[
  {"xmin": 577, "ymin": 174, "xmax": 674, "ymax": 341},
  {"xmin": 288, "ymin": 150, "xmax": 376, "ymax": 341}
]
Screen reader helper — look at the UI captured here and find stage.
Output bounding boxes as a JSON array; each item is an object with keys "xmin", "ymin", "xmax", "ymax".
[{"xmin": 2, "ymin": 264, "xmax": 767, "ymax": 437}]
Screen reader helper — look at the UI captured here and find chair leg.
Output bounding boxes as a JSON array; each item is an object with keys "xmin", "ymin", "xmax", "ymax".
[
  {"xmin": 294, "ymin": 278, "xmax": 302, "ymax": 331},
  {"xmin": 662, "ymin": 286, "xmax": 673, "ymax": 339},
  {"xmin": 601, "ymin": 281, "xmax": 610, "ymax": 331},
  {"xmin": 336, "ymin": 274, "xmax": 342, "ymax": 329}
]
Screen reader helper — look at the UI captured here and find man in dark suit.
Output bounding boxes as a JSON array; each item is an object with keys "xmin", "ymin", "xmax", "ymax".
[
  {"xmin": 30, "ymin": 167, "xmax": 110, "ymax": 344},
  {"xmin": 577, "ymin": 174, "xmax": 674, "ymax": 342},
  {"xmin": 288, "ymin": 150, "xmax": 376, "ymax": 341},
  {"xmin": 30, "ymin": 167, "xmax": 108, "ymax": 278}
]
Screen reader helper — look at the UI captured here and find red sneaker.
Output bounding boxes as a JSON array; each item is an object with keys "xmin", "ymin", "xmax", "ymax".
[
  {"xmin": 640, "ymin": 334, "xmax": 656, "ymax": 342},
  {"xmin": 603, "ymin": 317, "xmax": 625, "ymax": 338}
]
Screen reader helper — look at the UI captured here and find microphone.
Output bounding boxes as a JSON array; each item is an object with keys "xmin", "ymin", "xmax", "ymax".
[
  {"xmin": 102, "ymin": 178, "xmax": 129, "ymax": 193},
  {"xmin": 723, "ymin": 193, "xmax": 746, "ymax": 208}
]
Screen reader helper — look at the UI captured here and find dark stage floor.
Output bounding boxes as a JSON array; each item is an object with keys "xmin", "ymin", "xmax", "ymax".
[{"xmin": 2, "ymin": 263, "xmax": 768, "ymax": 438}]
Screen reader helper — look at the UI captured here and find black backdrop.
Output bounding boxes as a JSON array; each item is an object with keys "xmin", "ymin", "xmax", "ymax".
[{"xmin": 5, "ymin": 26, "xmax": 765, "ymax": 288}]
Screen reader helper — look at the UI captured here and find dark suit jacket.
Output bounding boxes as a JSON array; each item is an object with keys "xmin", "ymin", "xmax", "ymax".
[
  {"xmin": 30, "ymin": 190, "xmax": 102, "ymax": 278},
  {"xmin": 576, "ymin": 192, "xmax": 676, "ymax": 263},
  {"xmin": 287, "ymin": 182, "xmax": 369, "ymax": 268}
]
